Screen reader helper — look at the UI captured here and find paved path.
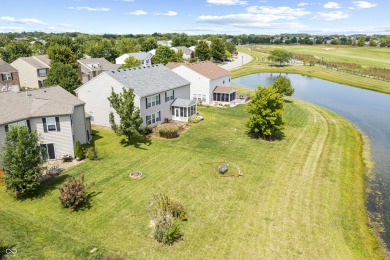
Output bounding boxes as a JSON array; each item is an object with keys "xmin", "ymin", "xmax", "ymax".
[{"xmin": 221, "ymin": 52, "xmax": 252, "ymax": 70}]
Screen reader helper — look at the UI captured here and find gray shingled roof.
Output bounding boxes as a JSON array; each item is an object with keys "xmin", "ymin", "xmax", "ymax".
[
  {"xmin": 126, "ymin": 52, "xmax": 153, "ymax": 61},
  {"xmin": 171, "ymin": 98, "xmax": 196, "ymax": 107},
  {"xmin": 106, "ymin": 64, "xmax": 190, "ymax": 97},
  {"xmin": 15, "ymin": 55, "xmax": 50, "ymax": 69},
  {"xmin": 0, "ymin": 59, "xmax": 18, "ymax": 73},
  {"xmin": 0, "ymin": 86, "xmax": 84, "ymax": 125},
  {"xmin": 78, "ymin": 58, "xmax": 121, "ymax": 73}
]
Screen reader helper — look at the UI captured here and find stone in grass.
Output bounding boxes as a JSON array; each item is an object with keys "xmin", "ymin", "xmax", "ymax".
[
  {"xmin": 218, "ymin": 164, "xmax": 229, "ymax": 174},
  {"xmin": 89, "ymin": 247, "xmax": 98, "ymax": 253}
]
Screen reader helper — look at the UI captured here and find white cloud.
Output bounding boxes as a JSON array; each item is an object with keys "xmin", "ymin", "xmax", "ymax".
[
  {"xmin": 68, "ymin": 6, "xmax": 110, "ymax": 11},
  {"xmin": 130, "ymin": 10, "xmax": 147, "ymax": 15},
  {"xmin": 247, "ymin": 6, "xmax": 310, "ymax": 16},
  {"xmin": 323, "ymin": 2, "xmax": 341, "ymax": 9},
  {"xmin": 0, "ymin": 26, "xmax": 25, "ymax": 33},
  {"xmin": 206, "ymin": 0, "xmax": 248, "ymax": 5},
  {"xmin": 173, "ymin": 27, "xmax": 245, "ymax": 33},
  {"xmin": 352, "ymin": 1, "xmax": 377, "ymax": 9},
  {"xmin": 0, "ymin": 16, "xmax": 46, "ymax": 25},
  {"xmin": 302, "ymin": 26, "xmax": 390, "ymax": 35},
  {"xmin": 59, "ymin": 23, "xmax": 74, "ymax": 28},
  {"xmin": 297, "ymin": 2, "xmax": 308, "ymax": 7},
  {"xmin": 155, "ymin": 11, "xmax": 178, "ymax": 16},
  {"xmin": 313, "ymin": 11, "xmax": 349, "ymax": 20}
]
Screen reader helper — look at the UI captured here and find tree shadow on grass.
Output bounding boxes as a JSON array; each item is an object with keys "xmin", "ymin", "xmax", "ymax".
[
  {"xmin": 247, "ymin": 130, "xmax": 285, "ymax": 141},
  {"xmin": 0, "ymin": 243, "xmax": 18, "ymax": 258},
  {"xmin": 284, "ymin": 99, "xmax": 293, "ymax": 104},
  {"xmin": 73, "ymin": 191, "xmax": 102, "ymax": 212},
  {"xmin": 120, "ymin": 135, "xmax": 152, "ymax": 149},
  {"xmin": 23, "ymin": 174, "xmax": 70, "ymax": 200}
]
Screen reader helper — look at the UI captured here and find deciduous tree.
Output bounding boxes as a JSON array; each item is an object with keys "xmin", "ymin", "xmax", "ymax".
[
  {"xmin": 140, "ymin": 37, "xmax": 157, "ymax": 52},
  {"xmin": 152, "ymin": 46, "xmax": 179, "ymax": 65},
  {"xmin": 107, "ymin": 87, "xmax": 143, "ymax": 143},
  {"xmin": 272, "ymin": 76, "xmax": 294, "ymax": 96},
  {"xmin": 195, "ymin": 40, "xmax": 210, "ymax": 61},
  {"xmin": 267, "ymin": 48, "xmax": 292, "ymax": 65},
  {"xmin": 0, "ymin": 125, "xmax": 44, "ymax": 197},
  {"xmin": 46, "ymin": 62, "xmax": 82, "ymax": 94},
  {"xmin": 245, "ymin": 86, "xmax": 285, "ymax": 140},
  {"xmin": 210, "ymin": 38, "xmax": 226, "ymax": 60},
  {"xmin": 0, "ymin": 41, "xmax": 32, "ymax": 63},
  {"xmin": 116, "ymin": 38, "xmax": 140, "ymax": 55},
  {"xmin": 120, "ymin": 56, "xmax": 142, "ymax": 68}
]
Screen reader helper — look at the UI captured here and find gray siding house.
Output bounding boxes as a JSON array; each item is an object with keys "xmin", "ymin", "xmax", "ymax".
[
  {"xmin": 0, "ymin": 86, "xmax": 92, "ymax": 160},
  {"xmin": 76, "ymin": 64, "xmax": 196, "ymax": 128},
  {"xmin": 78, "ymin": 58, "xmax": 121, "ymax": 83}
]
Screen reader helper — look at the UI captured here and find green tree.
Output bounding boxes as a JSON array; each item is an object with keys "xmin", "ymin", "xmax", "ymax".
[
  {"xmin": 116, "ymin": 38, "xmax": 140, "ymax": 55},
  {"xmin": 46, "ymin": 44, "xmax": 77, "ymax": 65},
  {"xmin": 107, "ymin": 87, "xmax": 143, "ymax": 143},
  {"xmin": 46, "ymin": 62, "xmax": 82, "ymax": 94},
  {"xmin": 140, "ymin": 37, "xmax": 157, "ymax": 52},
  {"xmin": 245, "ymin": 86, "xmax": 285, "ymax": 140},
  {"xmin": 46, "ymin": 35, "xmax": 79, "ymax": 57},
  {"xmin": 357, "ymin": 36, "xmax": 366, "ymax": 47},
  {"xmin": 85, "ymin": 38, "xmax": 118, "ymax": 62},
  {"xmin": 195, "ymin": 40, "xmax": 211, "ymax": 61},
  {"xmin": 120, "ymin": 56, "xmax": 142, "ymax": 69},
  {"xmin": 152, "ymin": 46, "xmax": 179, "ymax": 65},
  {"xmin": 267, "ymin": 48, "xmax": 292, "ymax": 65},
  {"xmin": 225, "ymin": 41, "xmax": 236, "ymax": 54},
  {"xmin": 210, "ymin": 38, "xmax": 226, "ymax": 60},
  {"xmin": 0, "ymin": 125, "xmax": 44, "ymax": 197},
  {"xmin": 0, "ymin": 41, "xmax": 32, "ymax": 63},
  {"xmin": 74, "ymin": 140, "xmax": 85, "ymax": 160},
  {"xmin": 172, "ymin": 33, "xmax": 196, "ymax": 47},
  {"xmin": 272, "ymin": 76, "xmax": 294, "ymax": 96},
  {"xmin": 31, "ymin": 41, "xmax": 45, "ymax": 55}
]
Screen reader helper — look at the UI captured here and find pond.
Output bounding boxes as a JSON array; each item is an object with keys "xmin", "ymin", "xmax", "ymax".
[{"xmin": 233, "ymin": 73, "xmax": 390, "ymax": 248}]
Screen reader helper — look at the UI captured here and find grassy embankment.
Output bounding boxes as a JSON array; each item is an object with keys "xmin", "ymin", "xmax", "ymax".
[
  {"xmin": 0, "ymin": 103, "xmax": 379, "ymax": 259},
  {"xmin": 233, "ymin": 45, "xmax": 390, "ymax": 94}
]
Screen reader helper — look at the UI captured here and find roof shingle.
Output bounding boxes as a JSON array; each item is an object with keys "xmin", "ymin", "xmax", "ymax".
[{"xmin": 166, "ymin": 61, "xmax": 230, "ymax": 80}]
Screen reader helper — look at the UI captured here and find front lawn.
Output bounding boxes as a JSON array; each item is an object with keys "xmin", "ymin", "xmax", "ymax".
[{"xmin": 0, "ymin": 101, "xmax": 379, "ymax": 259}]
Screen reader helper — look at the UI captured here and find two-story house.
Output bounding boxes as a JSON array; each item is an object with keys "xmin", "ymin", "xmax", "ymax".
[
  {"xmin": 0, "ymin": 59, "xmax": 20, "ymax": 92},
  {"xmin": 78, "ymin": 58, "xmax": 121, "ymax": 83},
  {"xmin": 115, "ymin": 52, "xmax": 153, "ymax": 66},
  {"xmin": 171, "ymin": 47, "xmax": 194, "ymax": 60},
  {"xmin": 0, "ymin": 86, "xmax": 92, "ymax": 160},
  {"xmin": 166, "ymin": 61, "xmax": 236, "ymax": 106},
  {"xmin": 11, "ymin": 55, "xmax": 51, "ymax": 89},
  {"xmin": 75, "ymin": 64, "xmax": 196, "ymax": 128}
]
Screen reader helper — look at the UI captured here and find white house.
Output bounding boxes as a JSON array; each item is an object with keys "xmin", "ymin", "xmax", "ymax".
[
  {"xmin": 115, "ymin": 52, "xmax": 153, "ymax": 66},
  {"xmin": 166, "ymin": 61, "xmax": 236, "ymax": 106},
  {"xmin": 171, "ymin": 47, "xmax": 194, "ymax": 60},
  {"xmin": 0, "ymin": 86, "xmax": 92, "ymax": 160},
  {"xmin": 78, "ymin": 58, "xmax": 121, "ymax": 83},
  {"xmin": 75, "ymin": 64, "xmax": 196, "ymax": 128}
]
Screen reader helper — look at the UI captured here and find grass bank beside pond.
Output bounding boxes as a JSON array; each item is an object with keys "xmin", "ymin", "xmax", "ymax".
[
  {"xmin": 234, "ymin": 45, "xmax": 390, "ymax": 94},
  {"xmin": 0, "ymin": 102, "xmax": 379, "ymax": 259}
]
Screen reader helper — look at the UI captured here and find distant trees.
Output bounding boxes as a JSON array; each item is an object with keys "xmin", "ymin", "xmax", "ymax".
[
  {"xmin": 210, "ymin": 38, "xmax": 226, "ymax": 60},
  {"xmin": 140, "ymin": 37, "xmax": 157, "ymax": 52},
  {"xmin": 357, "ymin": 36, "xmax": 366, "ymax": 47},
  {"xmin": 116, "ymin": 38, "xmax": 140, "ymax": 55},
  {"xmin": 0, "ymin": 125, "xmax": 44, "ymax": 197},
  {"xmin": 47, "ymin": 44, "xmax": 77, "ymax": 65},
  {"xmin": 172, "ymin": 33, "xmax": 196, "ymax": 47},
  {"xmin": 195, "ymin": 40, "xmax": 211, "ymax": 61},
  {"xmin": 107, "ymin": 87, "xmax": 143, "ymax": 143},
  {"xmin": 272, "ymin": 76, "xmax": 294, "ymax": 96},
  {"xmin": 120, "ymin": 56, "xmax": 142, "ymax": 68},
  {"xmin": 245, "ymin": 86, "xmax": 285, "ymax": 140},
  {"xmin": 267, "ymin": 49, "xmax": 292, "ymax": 65},
  {"xmin": 0, "ymin": 41, "xmax": 32, "ymax": 63},
  {"xmin": 85, "ymin": 38, "xmax": 118, "ymax": 62}
]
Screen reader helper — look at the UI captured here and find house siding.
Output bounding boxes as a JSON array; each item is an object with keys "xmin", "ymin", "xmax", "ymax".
[
  {"xmin": 72, "ymin": 105, "xmax": 89, "ymax": 144},
  {"xmin": 0, "ymin": 71, "xmax": 20, "ymax": 89},
  {"xmin": 11, "ymin": 59, "xmax": 42, "ymax": 89}
]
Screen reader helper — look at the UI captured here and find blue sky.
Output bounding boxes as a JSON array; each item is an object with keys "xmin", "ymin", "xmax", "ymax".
[{"xmin": 0, "ymin": 0, "xmax": 388, "ymax": 35}]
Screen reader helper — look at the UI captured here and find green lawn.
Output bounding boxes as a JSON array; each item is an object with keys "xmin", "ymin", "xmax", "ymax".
[
  {"xmin": 0, "ymin": 102, "xmax": 379, "ymax": 259},
  {"xmin": 234, "ymin": 45, "xmax": 390, "ymax": 94}
]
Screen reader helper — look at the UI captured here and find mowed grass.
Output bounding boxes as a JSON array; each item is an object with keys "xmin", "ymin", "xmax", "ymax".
[
  {"xmin": 234, "ymin": 45, "xmax": 390, "ymax": 94},
  {"xmin": 0, "ymin": 102, "xmax": 379, "ymax": 259}
]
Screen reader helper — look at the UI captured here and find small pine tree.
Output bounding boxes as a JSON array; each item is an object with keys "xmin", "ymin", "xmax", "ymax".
[{"xmin": 74, "ymin": 140, "xmax": 84, "ymax": 160}]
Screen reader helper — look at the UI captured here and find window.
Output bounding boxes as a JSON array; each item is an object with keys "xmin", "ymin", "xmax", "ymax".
[
  {"xmin": 202, "ymin": 95, "xmax": 206, "ymax": 102},
  {"xmin": 146, "ymin": 94, "xmax": 160, "ymax": 108},
  {"xmin": 193, "ymin": 94, "xmax": 206, "ymax": 103},
  {"xmin": 38, "ymin": 68, "xmax": 47, "ymax": 77},
  {"xmin": 42, "ymin": 117, "xmax": 60, "ymax": 132},
  {"xmin": 2, "ymin": 73, "xmax": 12, "ymax": 81},
  {"xmin": 146, "ymin": 111, "xmax": 161, "ymax": 125},
  {"xmin": 223, "ymin": 80, "xmax": 225, "ymax": 84},
  {"xmin": 165, "ymin": 90, "xmax": 174, "ymax": 102}
]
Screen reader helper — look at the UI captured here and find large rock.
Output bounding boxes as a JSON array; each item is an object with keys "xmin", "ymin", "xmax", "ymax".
[{"xmin": 218, "ymin": 164, "xmax": 228, "ymax": 174}]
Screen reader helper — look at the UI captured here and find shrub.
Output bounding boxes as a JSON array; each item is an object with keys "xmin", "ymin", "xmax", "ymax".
[
  {"xmin": 156, "ymin": 124, "xmax": 180, "ymax": 139},
  {"xmin": 188, "ymin": 116, "xmax": 199, "ymax": 123},
  {"xmin": 0, "ymin": 168, "xmax": 5, "ymax": 186},
  {"xmin": 140, "ymin": 126, "xmax": 153, "ymax": 135},
  {"xmin": 74, "ymin": 140, "xmax": 85, "ymax": 160},
  {"xmin": 59, "ymin": 175, "xmax": 87, "ymax": 210},
  {"xmin": 86, "ymin": 147, "xmax": 99, "ymax": 161}
]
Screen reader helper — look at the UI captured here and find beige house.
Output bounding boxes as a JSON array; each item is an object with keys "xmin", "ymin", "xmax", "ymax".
[
  {"xmin": 11, "ymin": 55, "xmax": 50, "ymax": 89},
  {"xmin": 78, "ymin": 58, "xmax": 121, "ymax": 83},
  {"xmin": 0, "ymin": 59, "xmax": 20, "ymax": 92},
  {"xmin": 0, "ymin": 86, "xmax": 92, "ymax": 160}
]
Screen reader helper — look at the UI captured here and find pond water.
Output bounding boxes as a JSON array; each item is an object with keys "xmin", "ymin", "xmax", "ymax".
[{"xmin": 233, "ymin": 73, "xmax": 390, "ymax": 248}]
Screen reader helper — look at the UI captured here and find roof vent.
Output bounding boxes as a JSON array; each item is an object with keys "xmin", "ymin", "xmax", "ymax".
[
  {"xmin": 111, "ymin": 71, "xmax": 115, "ymax": 73},
  {"xmin": 117, "ymin": 70, "xmax": 121, "ymax": 72}
]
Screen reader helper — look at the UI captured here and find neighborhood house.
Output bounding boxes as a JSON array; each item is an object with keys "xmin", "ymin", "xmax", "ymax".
[
  {"xmin": 0, "ymin": 86, "xmax": 92, "ymax": 160},
  {"xmin": 166, "ymin": 61, "xmax": 236, "ymax": 106},
  {"xmin": 115, "ymin": 52, "xmax": 153, "ymax": 66},
  {"xmin": 78, "ymin": 58, "xmax": 121, "ymax": 83},
  {"xmin": 76, "ymin": 64, "xmax": 196, "ymax": 128},
  {"xmin": 0, "ymin": 59, "xmax": 20, "ymax": 92},
  {"xmin": 11, "ymin": 55, "xmax": 51, "ymax": 89}
]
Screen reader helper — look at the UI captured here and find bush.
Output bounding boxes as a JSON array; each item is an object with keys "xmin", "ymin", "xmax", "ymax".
[
  {"xmin": 156, "ymin": 124, "xmax": 180, "ymax": 139},
  {"xmin": 86, "ymin": 147, "xmax": 99, "ymax": 161},
  {"xmin": 188, "ymin": 116, "xmax": 200, "ymax": 123},
  {"xmin": 59, "ymin": 175, "xmax": 87, "ymax": 210},
  {"xmin": 140, "ymin": 126, "xmax": 153, "ymax": 136},
  {"xmin": 74, "ymin": 140, "xmax": 85, "ymax": 160}
]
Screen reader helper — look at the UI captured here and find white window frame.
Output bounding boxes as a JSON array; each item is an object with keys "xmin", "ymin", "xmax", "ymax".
[
  {"xmin": 166, "ymin": 90, "xmax": 174, "ymax": 102},
  {"xmin": 146, "ymin": 111, "xmax": 161, "ymax": 125},
  {"xmin": 146, "ymin": 94, "xmax": 160, "ymax": 108},
  {"xmin": 2, "ymin": 73, "xmax": 12, "ymax": 81},
  {"xmin": 38, "ymin": 68, "xmax": 47, "ymax": 77},
  {"xmin": 46, "ymin": 117, "xmax": 57, "ymax": 131}
]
